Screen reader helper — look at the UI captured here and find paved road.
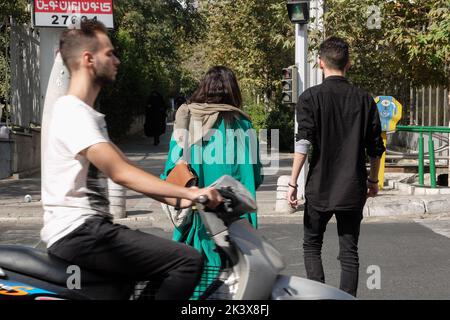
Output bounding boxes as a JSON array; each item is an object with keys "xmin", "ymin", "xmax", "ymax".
[
  {"xmin": 1, "ymin": 214, "xmax": 449, "ymax": 300},
  {"xmin": 1, "ymin": 126, "xmax": 449, "ymax": 300},
  {"xmin": 259, "ymin": 215, "xmax": 450, "ymax": 300}
]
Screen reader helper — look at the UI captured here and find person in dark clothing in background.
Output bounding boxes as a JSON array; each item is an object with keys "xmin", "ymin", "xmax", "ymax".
[
  {"xmin": 144, "ymin": 91, "xmax": 167, "ymax": 145},
  {"xmin": 174, "ymin": 96, "xmax": 186, "ymax": 110},
  {"xmin": 287, "ymin": 36, "xmax": 385, "ymax": 297}
]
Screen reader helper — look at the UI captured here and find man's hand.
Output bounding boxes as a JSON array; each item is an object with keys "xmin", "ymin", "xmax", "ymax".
[
  {"xmin": 288, "ymin": 153, "xmax": 307, "ymax": 209},
  {"xmin": 177, "ymin": 187, "xmax": 197, "ymax": 209},
  {"xmin": 287, "ymin": 185, "xmax": 299, "ymax": 208},
  {"xmin": 190, "ymin": 187, "xmax": 223, "ymax": 209},
  {"xmin": 367, "ymin": 181, "xmax": 379, "ymax": 197}
]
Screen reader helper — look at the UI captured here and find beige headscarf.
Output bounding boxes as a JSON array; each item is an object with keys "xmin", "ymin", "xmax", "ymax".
[{"xmin": 173, "ymin": 103, "xmax": 251, "ymax": 148}]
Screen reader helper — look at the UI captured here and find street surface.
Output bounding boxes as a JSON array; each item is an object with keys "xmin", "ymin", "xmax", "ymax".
[
  {"xmin": 1, "ymin": 214, "xmax": 449, "ymax": 300},
  {"xmin": 1, "ymin": 128, "xmax": 449, "ymax": 300}
]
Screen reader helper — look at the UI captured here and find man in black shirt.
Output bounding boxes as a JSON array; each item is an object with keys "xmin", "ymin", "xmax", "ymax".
[{"xmin": 287, "ymin": 37, "xmax": 385, "ymax": 297}]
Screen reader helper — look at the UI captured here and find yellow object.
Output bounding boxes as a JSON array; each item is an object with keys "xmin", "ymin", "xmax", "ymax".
[
  {"xmin": 374, "ymin": 96, "xmax": 403, "ymax": 189},
  {"xmin": 378, "ymin": 132, "xmax": 387, "ymax": 189},
  {"xmin": 374, "ymin": 96, "xmax": 403, "ymax": 132}
]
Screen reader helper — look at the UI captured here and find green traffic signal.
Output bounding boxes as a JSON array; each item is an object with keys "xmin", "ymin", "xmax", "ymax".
[{"xmin": 286, "ymin": 0, "xmax": 310, "ymax": 24}]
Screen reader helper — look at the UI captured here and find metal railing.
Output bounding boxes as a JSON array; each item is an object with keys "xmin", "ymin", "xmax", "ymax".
[
  {"xmin": 410, "ymin": 86, "xmax": 449, "ymax": 127},
  {"xmin": 396, "ymin": 125, "xmax": 450, "ymax": 188}
]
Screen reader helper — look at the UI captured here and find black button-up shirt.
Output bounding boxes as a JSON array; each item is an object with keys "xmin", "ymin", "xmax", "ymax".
[{"xmin": 296, "ymin": 76, "xmax": 385, "ymax": 211}]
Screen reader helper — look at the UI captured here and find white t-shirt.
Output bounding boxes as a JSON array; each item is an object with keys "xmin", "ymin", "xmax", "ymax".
[{"xmin": 41, "ymin": 95, "xmax": 112, "ymax": 248}]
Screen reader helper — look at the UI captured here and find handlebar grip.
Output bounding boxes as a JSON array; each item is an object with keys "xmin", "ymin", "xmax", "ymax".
[{"xmin": 196, "ymin": 195, "xmax": 210, "ymax": 205}]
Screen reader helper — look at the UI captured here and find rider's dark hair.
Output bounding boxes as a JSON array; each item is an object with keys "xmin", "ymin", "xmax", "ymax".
[
  {"xmin": 59, "ymin": 19, "xmax": 108, "ymax": 72},
  {"xmin": 188, "ymin": 66, "xmax": 243, "ymax": 108},
  {"xmin": 319, "ymin": 36, "xmax": 350, "ymax": 71}
]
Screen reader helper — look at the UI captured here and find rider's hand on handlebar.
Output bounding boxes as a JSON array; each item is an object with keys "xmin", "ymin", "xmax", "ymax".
[
  {"xmin": 175, "ymin": 186, "xmax": 198, "ymax": 209},
  {"xmin": 191, "ymin": 187, "xmax": 223, "ymax": 209}
]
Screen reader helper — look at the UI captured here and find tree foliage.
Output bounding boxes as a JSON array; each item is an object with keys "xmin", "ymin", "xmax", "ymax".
[
  {"xmin": 3, "ymin": 0, "xmax": 447, "ymax": 145},
  {"xmin": 0, "ymin": 0, "xmax": 28, "ymax": 118},
  {"xmin": 309, "ymin": 0, "xmax": 450, "ymax": 97},
  {"xmin": 0, "ymin": 0, "xmax": 204, "ymax": 139},
  {"xmin": 198, "ymin": 0, "xmax": 295, "ymax": 101},
  {"xmin": 192, "ymin": 0, "xmax": 296, "ymax": 150},
  {"xmin": 98, "ymin": 0, "xmax": 205, "ymax": 140}
]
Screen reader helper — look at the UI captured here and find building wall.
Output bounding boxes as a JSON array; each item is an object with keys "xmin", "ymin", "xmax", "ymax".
[
  {"xmin": 11, "ymin": 130, "xmax": 41, "ymax": 177},
  {"xmin": 10, "ymin": 25, "xmax": 41, "ymax": 127},
  {"xmin": 0, "ymin": 139, "xmax": 13, "ymax": 179}
]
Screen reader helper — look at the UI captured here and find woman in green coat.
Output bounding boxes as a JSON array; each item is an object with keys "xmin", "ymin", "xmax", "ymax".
[{"xmin": 161, "ymin": 66, "xmax": 263, "ymax": 299}]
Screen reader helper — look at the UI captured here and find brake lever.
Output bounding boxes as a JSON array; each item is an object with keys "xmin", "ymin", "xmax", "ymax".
[{"xmin": 223, "ymin": 199, "xmax": 233, "ymax": 214}]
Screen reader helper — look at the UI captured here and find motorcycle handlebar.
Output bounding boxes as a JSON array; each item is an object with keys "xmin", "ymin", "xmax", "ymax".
[{"xmin": 196, "ymin": 194, "xmax": 210, "ymax": 205}]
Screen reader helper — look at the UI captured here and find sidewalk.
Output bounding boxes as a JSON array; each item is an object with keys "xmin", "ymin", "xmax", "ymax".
[{"xmin": 1, "ymin": 123, "xmax": 450, "ymax": 226}]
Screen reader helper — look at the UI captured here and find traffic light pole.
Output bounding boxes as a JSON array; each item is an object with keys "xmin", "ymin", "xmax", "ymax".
[{"xmin": 294, "ymin": 23, "xmax": 309, "ymax": 200}]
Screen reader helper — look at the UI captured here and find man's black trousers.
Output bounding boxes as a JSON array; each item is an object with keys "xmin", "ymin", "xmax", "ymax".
[
  {"xmin": 303, "ymin": 202, "xmax": 363, "ymax": 297},
  {"xmin": 48, "ymin": 215, "xmax": 203, "ymax": 300}
]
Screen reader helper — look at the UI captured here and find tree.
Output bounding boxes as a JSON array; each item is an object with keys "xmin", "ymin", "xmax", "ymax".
[
  {"xmin": 309, "ymin": 0, "xmax": 449, "ymax": 96},
  {"xmin": 0, "ymin": 0, "xmax": 28, "ymax": 120},
  {"xmin": 96, "ymin": 0, "xmax": 205, "ymax": 140},
  {"xmin": 408, "ymin": 0, "xmax": 450, "ymax": 87},
  {"xmin": 187, "ymin": 0, "xmax": 297, "ymax": 151},
  {"xmin": 198, "ymin": 0, "xmax": 295, "ymax": 106},
  {"xmin": 0, "ymin": 0, "xmax": 204, "ymax": 138},
  {"xmin": 306, "ymin": 0, "xmax": 449, "ymax": 126}
]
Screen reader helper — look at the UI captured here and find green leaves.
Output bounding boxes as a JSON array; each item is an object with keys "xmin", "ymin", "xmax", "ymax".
[
  {"xmin": 0, "ymin": 0, "xmax": 29, "ymax": 110},
  {"xmin": 97, "ymin": 0, "xmax": 206, "ymax": 140},
  {"xmin": 199, "ymin": 0, "xmax": 294, "ymax": 96},
  {"xmin": 309, "ymin": 0, "xmax": 450, "ymax": 94}
]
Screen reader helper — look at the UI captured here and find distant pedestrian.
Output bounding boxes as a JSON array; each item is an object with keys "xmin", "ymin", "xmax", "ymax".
[
  {"xmin": 174, "ymin": 96, "xmax": 186, "ymax": 110},
  {"xmin": 287, "ymin": 36, "xmax": 385, "ymax": 297},
  {"xmin": 144, "ymin": 91, "xmax": 167, "ymax": 145}
]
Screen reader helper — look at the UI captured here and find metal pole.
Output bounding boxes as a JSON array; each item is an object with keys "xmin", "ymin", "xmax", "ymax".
[
  {"xmin": 294, "ymin": 23, "xmax": 309, "ymax": 200},
  {"xmin": 422, "ymin": 86, "xmax": 425, "ymax": 126},
  {"xmin": 444, "ymin": 88, "xmax": 448, "ymax": 124},
  {"xmin": 418, "ymin": 132, "xmax": 424, "ymax": 186},
  {"xmin": 414, "ymin": 88, "xmax": 419, "ymax": 126},
  {"xmin": 446, "ymin": 88, "xmax": 450, "ymax": 177},
  {"xmin": 428, "ymin": 131, "xmax": 436, "ymax": 188},
  {"xmin": 409, "ymin": 86, "xmax": 413, "ymax": 125},
  {"xmin": 436, "ymin": 87, "xmax": 439, "ymax": 126},
  {"xmin": 429, "ymin": 85, "xmax": 432, "ymax": 126}
]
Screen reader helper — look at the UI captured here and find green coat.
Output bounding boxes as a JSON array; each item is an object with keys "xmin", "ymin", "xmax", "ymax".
[{"xmin": 161, "ymin": 114, "xmax": 263, "ymax": 299}]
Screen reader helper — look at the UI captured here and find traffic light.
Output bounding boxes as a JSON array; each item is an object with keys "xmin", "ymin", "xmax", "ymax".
[
  {"xmin": 281, "ymin": 65, "xmax": 298, "ymax": 105},
  {"xmin": 286, "ymin": 0, "xmax": 310, "ymax": 24}
]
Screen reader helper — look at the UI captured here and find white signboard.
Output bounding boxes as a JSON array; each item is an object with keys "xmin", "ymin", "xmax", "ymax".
[{"xmin": 33, "ymin": 0, "xmax": 114, "ymax": 29}]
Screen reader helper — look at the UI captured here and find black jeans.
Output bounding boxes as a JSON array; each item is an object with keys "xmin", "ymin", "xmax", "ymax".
[
  {"xmin": 303, "ymin": 202, "xmax": 363, "ymax": 297},
  {"xmin": 48, "ymin": 215, "xmax": 203, "ymax": 300}
]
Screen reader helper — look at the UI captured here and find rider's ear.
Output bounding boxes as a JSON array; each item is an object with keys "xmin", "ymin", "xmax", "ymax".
[{"xmin": 81, "ymin": 51, "xmax": 94, "ymax": 67}]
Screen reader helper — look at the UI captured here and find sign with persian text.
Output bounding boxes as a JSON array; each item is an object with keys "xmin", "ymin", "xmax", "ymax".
[{"xmin": 33, "ymin": 0, "xmax": 114, "ymax": 29}]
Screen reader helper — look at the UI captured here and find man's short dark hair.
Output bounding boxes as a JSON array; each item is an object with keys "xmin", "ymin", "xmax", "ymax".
[
  {"xmin": 319, "ymin": 36, "xmax": 349, "ymax": 71},
  {"xmin": 59, "ymin": 19, "xmax": 108, "ymax": 72}
]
